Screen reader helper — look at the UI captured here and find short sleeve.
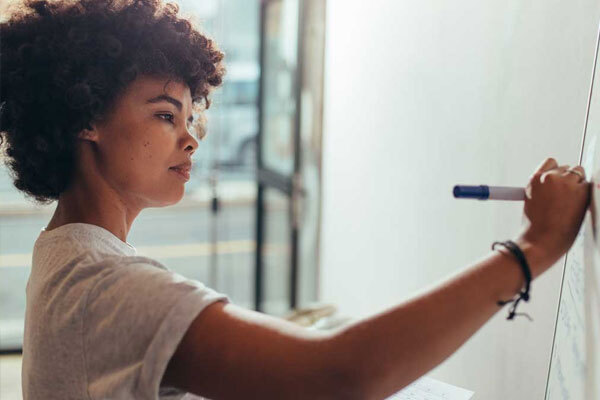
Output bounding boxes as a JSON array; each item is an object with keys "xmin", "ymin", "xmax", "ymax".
[{"xmin": 82, "ymin": 260, "xmax": 229, "ymax": 400}]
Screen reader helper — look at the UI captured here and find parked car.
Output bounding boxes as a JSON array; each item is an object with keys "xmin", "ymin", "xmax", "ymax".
[{"xmin": 198, "ymin": 62, "xmax": 259, "ymax": 170}]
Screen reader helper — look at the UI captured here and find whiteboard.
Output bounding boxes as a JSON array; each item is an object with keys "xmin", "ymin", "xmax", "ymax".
[{"xmin": 545, "ymin": 24, "xmax": 600, "ymax": 400}]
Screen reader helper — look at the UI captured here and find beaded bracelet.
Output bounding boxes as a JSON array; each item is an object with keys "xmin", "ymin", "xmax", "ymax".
[{"xmin": 492, "ymin": 240, "xmax": 533, "ymax": 321}]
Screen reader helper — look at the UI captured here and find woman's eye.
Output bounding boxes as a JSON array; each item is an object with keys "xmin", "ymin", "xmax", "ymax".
[{"xmin": 157, "ymin": 113, "xmax": 175, "ymax": 123}]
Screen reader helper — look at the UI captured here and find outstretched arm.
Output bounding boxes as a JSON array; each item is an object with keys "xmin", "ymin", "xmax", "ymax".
[{"xmin": 162, "ymin": 158, "xmax": 589, "ymax": 399}]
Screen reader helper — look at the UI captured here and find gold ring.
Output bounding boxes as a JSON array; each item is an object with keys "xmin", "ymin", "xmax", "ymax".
[{"xmin": 566, "ymin": 169, "xmax": 585, "ymax": 180}]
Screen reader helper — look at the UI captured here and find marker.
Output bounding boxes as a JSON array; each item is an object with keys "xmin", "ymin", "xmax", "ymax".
[{"xmin": 453, "ymin": 185, "xmax": 525, "ymax": 201}]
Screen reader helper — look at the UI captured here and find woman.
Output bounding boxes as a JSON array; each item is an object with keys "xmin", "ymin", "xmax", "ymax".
[{"xmin": 0, "ymin": 0, "xmax": 591, "ymax": 399}]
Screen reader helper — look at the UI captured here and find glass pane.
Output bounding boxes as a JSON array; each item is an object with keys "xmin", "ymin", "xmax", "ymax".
[
  {"xmin": 0, "ymin": 207, "xmax": 48, "ymax": 349},
  {"xmin": 296, "ymin": 0, "xmax": 325, "ymax": 307},
  {"xmin": 165, "ymin": 0, "xmax": 260, "ymax": 309},
  {"xmin": 260, "ymin": 0, "xmax": 299, "ymax": 176},
  {"xmin": 261, "ymin": 187, "xmax": 291, "ymax": 316},
  {"xmin": 189, "ymin": 0, "xmax": 260, "ymax": 177}
]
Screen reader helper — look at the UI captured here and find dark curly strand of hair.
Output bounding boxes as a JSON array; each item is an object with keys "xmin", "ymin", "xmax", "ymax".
[{"xmin": 0, "ymin": 0, "xmax": 225, "ymax": 204}]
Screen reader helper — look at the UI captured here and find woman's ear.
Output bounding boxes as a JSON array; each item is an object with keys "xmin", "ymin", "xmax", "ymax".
[{"xmin": 78, "ymin": 124, "xmax": 99, "ymax": 142}]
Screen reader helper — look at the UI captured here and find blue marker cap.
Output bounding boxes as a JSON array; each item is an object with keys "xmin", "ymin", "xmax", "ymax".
[{"xmin": 453, "ymin": 185, "xmax": 489, "ymax": 200}]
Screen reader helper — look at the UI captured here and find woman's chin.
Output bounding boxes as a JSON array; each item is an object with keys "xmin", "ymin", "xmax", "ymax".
[
  {"xmin": 166, "ymin": 191, "xmax": 185, "ymax": 206},
  {"xmin": 150, "ymin": 188, "xmax": 185, "ymax": 208}
]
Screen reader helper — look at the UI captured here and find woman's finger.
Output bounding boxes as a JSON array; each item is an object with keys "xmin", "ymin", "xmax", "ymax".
[
  {"xmin": 533, "ymin": 158, "xmax": 559, "ymax": 175},
  {"xmin": 540, "ymin": 165, "xmax": 569, "ymax": 182},
  {"xmin": 562, "ymin": 165, "xmax": 586, "ymax": 183}
]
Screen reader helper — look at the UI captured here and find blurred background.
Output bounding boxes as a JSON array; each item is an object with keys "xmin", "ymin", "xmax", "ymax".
[{"xmin": 3, "ymin": 0, "xmax": 600, "ymax": 398}]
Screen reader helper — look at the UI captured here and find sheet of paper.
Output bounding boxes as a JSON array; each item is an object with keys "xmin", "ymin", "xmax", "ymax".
[{"xmin": 387, "ymin": 376, "xmax": 474, "ymax": 400}]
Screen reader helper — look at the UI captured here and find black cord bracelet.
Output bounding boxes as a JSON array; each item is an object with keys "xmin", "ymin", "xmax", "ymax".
[{"xmin": 492, "ymin": 240, "xmax": 533, "ymax": 321}]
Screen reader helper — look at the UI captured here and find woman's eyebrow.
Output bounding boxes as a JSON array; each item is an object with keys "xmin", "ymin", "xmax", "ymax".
[{"xmin": 146, "ymin": 94, "xmax": 194, "ymax": 122}]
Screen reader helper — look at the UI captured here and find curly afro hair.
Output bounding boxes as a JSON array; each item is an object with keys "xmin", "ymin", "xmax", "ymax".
[{"xmin": 0, "ymin": 0, "xmax": 225, "ymax": 204}]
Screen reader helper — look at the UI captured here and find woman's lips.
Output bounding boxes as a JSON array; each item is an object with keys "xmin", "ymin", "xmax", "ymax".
[{"xmin": 169, "ymin": 167, "xmax": 190, "ymax": 181}]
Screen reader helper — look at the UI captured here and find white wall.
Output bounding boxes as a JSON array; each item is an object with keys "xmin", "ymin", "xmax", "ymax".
[{"xmin": 320, "ymin": 1, "xmax": 600, "ymax": 398}]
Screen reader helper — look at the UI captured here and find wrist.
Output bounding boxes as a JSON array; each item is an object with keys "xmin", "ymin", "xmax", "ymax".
[{"xmin": 511, "ymin": 236, "xmax": 558, "ymax": 279}]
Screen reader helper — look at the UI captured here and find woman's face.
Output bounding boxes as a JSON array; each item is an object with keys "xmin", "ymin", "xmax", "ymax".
[{"xmin": 83, "ymin": 74, "xmax": 201, "ymax": 209}]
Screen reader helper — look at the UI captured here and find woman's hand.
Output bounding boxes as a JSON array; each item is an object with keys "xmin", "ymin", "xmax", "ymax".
[{"xmin": 515, "ymin": 157, "xmax": 591, "ymax": 268}]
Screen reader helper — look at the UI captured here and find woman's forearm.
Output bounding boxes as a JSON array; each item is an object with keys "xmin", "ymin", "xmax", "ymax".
[{"xmin": 327, "ymin": 239, "xmax": 556, "ymax": 400}]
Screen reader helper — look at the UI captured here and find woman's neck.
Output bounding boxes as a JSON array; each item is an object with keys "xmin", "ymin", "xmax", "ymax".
[{"xmin": 45, "ymin": 185, "xmax": 139, "ymax": 243}]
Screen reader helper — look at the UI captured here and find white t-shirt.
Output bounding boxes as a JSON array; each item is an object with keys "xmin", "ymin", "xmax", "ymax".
[{"xmin": 22, "ymin": 222, "xmax": 229, "ymax": 400}]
